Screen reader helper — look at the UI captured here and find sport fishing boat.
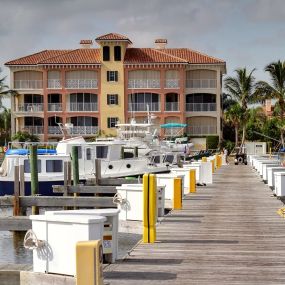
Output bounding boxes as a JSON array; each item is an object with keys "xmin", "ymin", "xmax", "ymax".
[{"xmin": 0, "ymin": 136, "xmax": 178, "ymax": 196}]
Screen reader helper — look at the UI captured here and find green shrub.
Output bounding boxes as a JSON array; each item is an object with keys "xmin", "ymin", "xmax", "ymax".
[{"xmin": 206, "ymin": 135, "xmax": 219, "ymax": 150}]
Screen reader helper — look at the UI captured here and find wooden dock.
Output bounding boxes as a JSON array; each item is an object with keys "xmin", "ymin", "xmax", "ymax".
[{"xmin": 104, "ymin": 164, "xmax": 285, "ymax": 285}]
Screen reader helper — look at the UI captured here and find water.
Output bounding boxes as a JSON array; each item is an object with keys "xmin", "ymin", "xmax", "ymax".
[{"xmin": 0, "ymin": 208, "xmax": 32, "ymax": 267}]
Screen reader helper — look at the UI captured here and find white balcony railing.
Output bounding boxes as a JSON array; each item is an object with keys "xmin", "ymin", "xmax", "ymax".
[
  {"xmin": 14, "ymin": 80, "xmax": 43, "ymax": 89},
  {"xmin": 128, "ymin": 102, "xmax": 160, "ymax": 112},
  {"xmin": 23, "ymin": 126, "xmax": 44, "ymax": 135},
  {"xmin": 187, "ymin": 125, "xmax": 217, "ymax": 135},
  {"xmin": 16, "ymin": 103, "xmax": 43, "ymax": 112},
  {"xmin": 48, "ymin": 126, "xmax": 62, "ymax": 135},
  {"xmin": 165, "ymin": 102, "xmax": 179, "ymax": 112},
  {"xmin": 65, "ymin": 79, "xmax": 98, "ymax": 89},
  {"xmin": 68, "ymin": 103, "xmax": 98, "ymax": 112},
  {"xmin": 48, "ymin": 103, "xmax": 62, "ymax": 112},
  {"xmin": 186, "ymin": 79, "xmax": 217, "ymax": 89},
  {"xmin": 128, "ymin": 79, "xmax": 160, "ymax": 89},
  {"xmin": 48, "ymin": 79, "xmax": 62, "ymax": 89},
  {"xmin": 69, "ymin": 126, "xmax": 99, "ymax": 135},
  {"xmin": 165, "ymin": 79, "xmax": 179, "ymax": 89},
  {"xmin": 186, "ymin": 103, "xmax": 216, "ymax": 112}
]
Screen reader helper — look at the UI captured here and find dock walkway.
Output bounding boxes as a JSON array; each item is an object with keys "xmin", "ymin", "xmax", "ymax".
[{"xmin": 104, "ymin": 164, "xmax": 285, "ymax": 285}]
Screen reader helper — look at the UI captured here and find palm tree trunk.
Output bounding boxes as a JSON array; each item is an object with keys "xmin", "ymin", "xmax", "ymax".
[
  {"xmin": 235, "ymin": 125, "xmax": 238, "ymax": 146},
  {"xmin": 241, "ymin": 124, "xmax": 246, "ymax": 145},
  {"xmin": 280, "ymin": 100, "xmax": 285, "ymax": 148}
]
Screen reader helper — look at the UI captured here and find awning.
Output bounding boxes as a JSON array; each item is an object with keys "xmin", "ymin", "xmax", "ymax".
[{"xmin": 160, "ymin": 123, "xmax": 187, "ymax": 129}]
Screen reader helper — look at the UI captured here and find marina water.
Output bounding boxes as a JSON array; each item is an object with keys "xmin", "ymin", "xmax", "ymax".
[{"xmin": 0, "ymin": 208, "xmax": 32, "ymax": 266}]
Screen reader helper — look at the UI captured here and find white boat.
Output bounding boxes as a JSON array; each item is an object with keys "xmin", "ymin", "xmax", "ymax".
[{"xmin": 0, "ymin": 136, "xmax": 175, "ymax": 196}]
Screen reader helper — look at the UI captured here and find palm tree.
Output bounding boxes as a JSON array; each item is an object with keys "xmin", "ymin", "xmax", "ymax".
[
  {"xmin": 224, "ymin": 103, "xmax": 244, "ymax": 146},
  {"xmin": 0, "ymin": 107, "xmax": 11, "ymax": 144},
  {"xmin": 255, "ymin": 60, "xmax": 285, "ymax": 147},
  {"xmin": 0, "ymin": 69, "xmax": 8, "ymax": 109},
  {"xmin": 224, "ymin": 68, "xmax": 256, "ymax": 144}
]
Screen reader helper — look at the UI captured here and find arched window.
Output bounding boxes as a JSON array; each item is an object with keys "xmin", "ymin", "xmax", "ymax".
[
  {"xmin": 114, "ymin": 46, "xmax": 121, "ymax": 61},
  {"xmin": 103, "ymin": 46, "xmax": 110, "ymax": 61}
]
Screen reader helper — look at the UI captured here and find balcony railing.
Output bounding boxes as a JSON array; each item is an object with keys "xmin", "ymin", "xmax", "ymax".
[
  {"xmin": 48, "ymin": 103, "xmax": 62, "ymax": 112},
  {"xmin": 14, "ymin": 80, "xmax": 43, "ymax": 89},
  {"xmin": 48, "ymin": 126, "xmax": 62, "ymax": 135},
  {"xmin": 48, "ymin": 79, "xmax": 62, "ymax": 89},
  {"xmin": 128, "ymin": 102, "xmax": 160, "ymax": 112},
  {"xmin": 128, "ymin": 79, "xmax": 160, "ymax": 89},
  {"xmin": 68, "ymin": 103, "xmax": 98, "ymax": 112},
  {"xmin": 165, "ymin": 79, "xmax": 179, "ymax": 89},
  {"xmin": 186, "ymin": 103, "xmax": 217, "ymax": 112},
  {"xmin": 186, "ymin": 79, "xmax": 217, "ymax": 89},
  {"xmin": 65, "ymin": 79, "xmax": 98, "ymax": 89},
  {"xmin": 16, "ymin": 103, "xmax": 43, "ymax": 112},
  {"xmin": 187, "ymin": 125, "xmax": 217, "ymax": 135},
  {"xmin": 165, "ymin": 102, "xmax": 179, "ymax": 112},
  {"xmin": 23, "ymin": 126, "xmax": 44, "ymax": 135},
  {"xmin": 69, "ymin": 126, "xmax": 99, "ymax": 135}
]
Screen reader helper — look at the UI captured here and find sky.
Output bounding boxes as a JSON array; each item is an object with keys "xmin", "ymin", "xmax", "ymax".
[{"xmin": 1, "ymin": 0, "xmax": 285, "ymax": 106}]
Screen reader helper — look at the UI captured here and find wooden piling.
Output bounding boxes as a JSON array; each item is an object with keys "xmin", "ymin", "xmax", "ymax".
[
  {"xmin": 71, "ymin": 146, "xmax": 79, "ymax": 186},
  {"xmin": 13, "ymin": 160, "xmax": 20, "ymax": 216},
  {"xmin": 30, "ymin": 145, "xmax": 39, "ymax": 215},
  {"xmin": 95, "ymin": 159, "xmax": 101, "ymax": 186}
]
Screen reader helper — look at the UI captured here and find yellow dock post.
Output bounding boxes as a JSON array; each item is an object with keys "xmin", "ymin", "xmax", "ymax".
[
  {"xmin": 211, "ymin": 159, "xmax": 215, "ymax": 173},
  {"xmin": 173, "ymin": 177, "xmax": 182, "ymax": 210},
  {"xmin": 189, "ymin": 169, "xmax": 196, "ymax": 193},
  {"xmin": 202, "ymin": 157, "xmax": 207, "ymax": 162},
  {"xmin": 218, "ymin": 155, "xmax": 222, "ymax": 168},
  {"xmin": 76, "ymin": 240, "xmax": 104, "ymax": 285},
  {"xmin": 143, "ymin": 173, "xmax": 157, "ymax": 243}
]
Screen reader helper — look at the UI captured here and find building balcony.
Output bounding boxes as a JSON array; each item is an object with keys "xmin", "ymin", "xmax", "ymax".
[
  {"xmin": 16, "ymin": 103, "xmax": 43, "ymax": 112},
  {"xmin": 186, "ymin": 79, "xmax": 217, "ymax": 89},
  {"xmin": 23, "ymin": 125, "xmax": 44, "ymax": 135},
  {"xmin": 187, "ymin": 125, "xmax": 217, "ymax": 135},
  {"xmin": 14, "ymin": 80, "xmax": 43, "ymax": 89},
  {"xmin": 128, "ymin": 79, "xmax": 160, "ymax": 89},
  {"xmin": 48, "ymin": 103, "xmax": 62, "ymax": 112},
  {"xmin": 65, "ymin": 79, "xmax": 98, "ymax": 89},
  {"xmin": 67, "ymin": 103, "xmax": 98, "ymax": 112},
  {"xmin": 165, "ymin": 79, "xmax": 179, "ymax": 89},
  {"xmin": 48, "ymin": 126, "xmax": 62, "ymax": 135},
  {"xmin": 186, "ymin": 103, "xmax": 216, "ymax": 112},
  {"xmin": 48, "ymin": 79, "xmax": 62, "ymax": 89},
  {"xmin": 128, "ymin": 102, "xmax": 160, "ymax": 112},
  {"xmin": 165, "ymin": 102, "xmax": 179, "ymax": 112},
  {"xmin": 69, "ymin": 126, "xmax": 99, "ymax": 135}
]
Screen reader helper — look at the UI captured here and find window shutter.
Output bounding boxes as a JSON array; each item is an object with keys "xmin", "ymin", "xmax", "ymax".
[
  {"xmin": 115, "ymin": 95, "xmax": 118, "ymax": 105},
  {"xmin": 115, "ymin": 71, "xmax": 118, "ymax": 82},
  {"xmin": 107, "ymin": 118, "xmax": 111, "ymax": 128}
]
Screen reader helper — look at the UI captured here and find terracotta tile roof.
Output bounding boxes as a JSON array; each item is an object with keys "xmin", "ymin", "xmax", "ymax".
[
  {"xmin": 40, "ymin": 49, "xmax": 101, "ymax": 64},
  {"xmin": 124, "ymin": 48, "xmax": 187, "ymax": 64},
  {"xmin": 5, "ymin": 47, "xmax": 225, "ymax": 66},
  {"xmin": 95, "ymin": 33, "xmax": 132, "ymax": 43},
  {"xmin": 163, "ymin": 48, "xmax": 225, "ymax": 64},
  {"xmin": 5, "ymin": 50, "xmax": 70, "ymax": 65},
  {"xmin": 80, "ymin": 40, "xmax": 92, "ymax": 44}
]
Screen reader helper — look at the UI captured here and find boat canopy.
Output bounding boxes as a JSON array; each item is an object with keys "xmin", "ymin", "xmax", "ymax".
[{"xmin": 160, "ymin": 123, "xmax": 187, "ymax": 129}]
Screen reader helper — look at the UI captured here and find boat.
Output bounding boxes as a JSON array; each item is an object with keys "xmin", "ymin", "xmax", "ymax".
[{"xmin": 0, "ymin": 136, "xmax": 176, "ymax": 196}]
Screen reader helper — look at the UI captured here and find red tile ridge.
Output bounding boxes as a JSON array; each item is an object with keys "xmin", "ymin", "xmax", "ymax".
[{"xmin": 154, "ymin": 48, "xmax": 188, "ymax": 63}]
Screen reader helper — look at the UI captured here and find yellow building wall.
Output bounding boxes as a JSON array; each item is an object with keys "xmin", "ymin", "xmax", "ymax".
[{"xmin": 99, "ymin": 41, "xmax": 127, "ymax": 136}]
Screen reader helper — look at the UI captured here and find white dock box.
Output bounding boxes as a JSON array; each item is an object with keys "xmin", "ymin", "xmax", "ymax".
[
  {"xmin": 267, "ymin": 167, "xmax": 285, "ymax": 188},
  {"xmin": 30, "ymin": 214, "xmax": 105, "ymax": 276},
  {"xmin": 116, "ymin": 183, "xmax": 165, "ymax": 221},
  {"xmin": 275, "ymin": 172, "xmax": 285, "ymax": 197},
  {"xmin": 45, "ymin": 209, "xmax": 119, "ymax": 263},
  {"xmin": 262, "ymin": 163, "xmax": 280, "ymax": 181}
]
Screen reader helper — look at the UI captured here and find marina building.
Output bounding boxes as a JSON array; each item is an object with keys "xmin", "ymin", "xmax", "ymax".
[{"xmin": 5, "ymin": 33, "xmax": 226, "ymax": 141}]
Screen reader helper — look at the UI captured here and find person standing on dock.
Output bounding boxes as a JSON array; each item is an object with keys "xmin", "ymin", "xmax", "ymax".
[{"xmin": 223, "ymin": 148, "xmax": 229, "ymax": 164}]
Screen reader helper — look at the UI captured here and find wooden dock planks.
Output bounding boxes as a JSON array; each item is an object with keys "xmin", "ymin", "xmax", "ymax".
[{"xmin": 104, "ymin": 164, "xmax": 285, "ymax": 285}]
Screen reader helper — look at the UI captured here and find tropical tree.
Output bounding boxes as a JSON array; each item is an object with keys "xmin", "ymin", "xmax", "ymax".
[
  {"xmin": 224, "ymin": 68, "xmax": 257, "ymax": 144},
  {"xmin": 222, "ymin": 93, "xmax": 237, "ymax": 111},
  {"xmin": 246, "ymin": 107, "xmax": 266, "ymax": 141},
  {"xmin": 224, "ymin": 103, "xmax": 244, "ymax": 146},
  {"xmin": 0, "ymin": 69, "xmax": 8, "ymax": 109},
  {"xmin": 0, "ymin": 107, "xmax": 11, "ymax": 144},
  {"xmin": 12, "ymin": 131, "xmax": 39, "ymax": 142},
  {"xmin": 255, "ymin": 60, "xmax": 285, "ymax": 147}
]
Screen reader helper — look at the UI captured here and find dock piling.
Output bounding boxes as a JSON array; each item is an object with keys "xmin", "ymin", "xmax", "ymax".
[{"xmin": 30, "ymin": 145, "xmax": 39, "ymax": 215}]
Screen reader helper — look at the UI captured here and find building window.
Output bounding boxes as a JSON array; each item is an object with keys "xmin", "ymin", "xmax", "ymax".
[
  {"xmin": 103, "ymin": 46, "xmax": 110, "ymax": 61},
  {"xmin": 114, "ymin": 46, "xmax": 121, "ymax": 61},
  {"xmin": 107, "ymin": 94, "xmax": 118, "ymax": 105},
  {"xmin": 107, "ymin": 71, "xmax": 118, "ymax": 82},
  {"xmin": 107, "ymin": 117, "xmax": 118, "ymax": 128}
]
